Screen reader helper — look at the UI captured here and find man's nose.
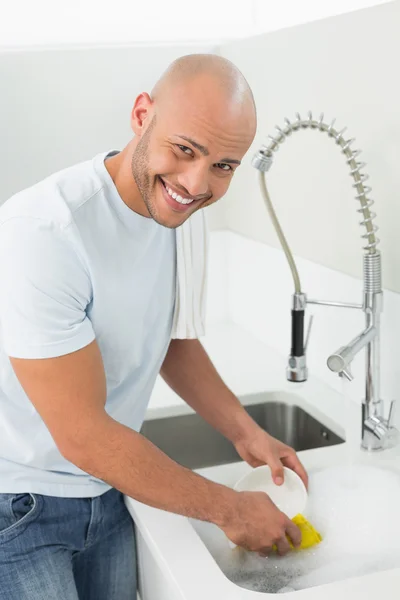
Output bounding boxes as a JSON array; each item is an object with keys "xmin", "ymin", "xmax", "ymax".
[{"xmin": 177, "ymin": 164, "xmax": 209, "ymax": 198}]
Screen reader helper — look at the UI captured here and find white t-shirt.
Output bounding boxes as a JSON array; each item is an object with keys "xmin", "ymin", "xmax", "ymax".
[{"xmin": 0, "ymin": 150, "xmax": 176, "ymax": 497}]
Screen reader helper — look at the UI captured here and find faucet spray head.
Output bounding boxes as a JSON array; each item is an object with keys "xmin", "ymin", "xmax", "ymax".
[{"xmin": 287, "ymin": 293, "xmax": 308, "ymax": 383}]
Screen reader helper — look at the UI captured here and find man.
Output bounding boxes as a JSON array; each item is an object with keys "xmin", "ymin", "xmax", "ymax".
[{"xmin": 0, "ymin": 54, "xmax": 308, "ymax": 599}]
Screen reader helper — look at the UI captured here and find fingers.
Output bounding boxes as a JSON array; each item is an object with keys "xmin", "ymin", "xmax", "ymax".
[
  {"xmin": 285, "ymin": 518, "xmax": 302, "ymax": 549},
  {"xmin": 275, "ymin": 535, "xmax": 292, "ymax": 556},
  {"xmin": 282, "ymin": 452, "xmax": 309, "ymax": 490},
  {"xmin": 269, "ymin": 455, "xmax": 285, "ymax": 486}
]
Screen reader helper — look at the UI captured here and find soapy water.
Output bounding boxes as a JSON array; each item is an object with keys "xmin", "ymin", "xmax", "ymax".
[{"xmin": 191, "ymin": 465, "xmax": 400, "ymax": 593}]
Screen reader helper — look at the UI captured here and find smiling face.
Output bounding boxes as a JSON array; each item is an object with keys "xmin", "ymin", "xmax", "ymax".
[{"xmin": 130, "ymin": 74, "xmax": 256, "ymax": 229}]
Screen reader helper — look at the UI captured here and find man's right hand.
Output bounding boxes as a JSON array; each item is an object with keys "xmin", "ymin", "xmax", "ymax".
[{"xmin": 220, "ymin": 491, "xmax": 302, "ymax": 556}]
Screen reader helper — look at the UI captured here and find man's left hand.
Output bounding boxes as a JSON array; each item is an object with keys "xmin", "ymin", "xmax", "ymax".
[{"xmin": 234, "ymin": 426, "xmax": 309, "ymax": 489}]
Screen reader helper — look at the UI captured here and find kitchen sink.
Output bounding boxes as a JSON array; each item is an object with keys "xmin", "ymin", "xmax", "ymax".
[
  {"xmin": 141, "ymin": 399, "xmax": 344, "ymax": 469},
  {"xmin": 129, "ymin": 391, "xmax": 400, "ymax": 599}
]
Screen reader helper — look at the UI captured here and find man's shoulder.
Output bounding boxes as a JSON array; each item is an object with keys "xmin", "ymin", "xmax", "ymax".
[{"xmin": 0, "ymin": 154, "xmax": 105, "ymax": 230}]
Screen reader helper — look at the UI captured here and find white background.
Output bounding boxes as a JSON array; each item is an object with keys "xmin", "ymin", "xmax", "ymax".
[{"xmin": 0, "ymin": 0, "xmax": 392, "ymax": 47}]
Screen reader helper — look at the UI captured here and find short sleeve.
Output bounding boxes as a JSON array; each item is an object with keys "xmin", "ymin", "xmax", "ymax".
[{"xmin": 0, "ymin": 217, "xmax": 95, "ymax": 359}]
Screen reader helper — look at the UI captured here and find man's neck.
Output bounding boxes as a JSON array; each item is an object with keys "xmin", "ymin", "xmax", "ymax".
[{"xmin": 104, "ymin": 145, "xmax": 150, "ymax": 218}]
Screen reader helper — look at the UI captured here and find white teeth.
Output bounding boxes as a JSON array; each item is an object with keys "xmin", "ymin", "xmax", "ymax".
[{"xmin": 164, "ymin": 182, "xmax": 194, "ymax": 205}]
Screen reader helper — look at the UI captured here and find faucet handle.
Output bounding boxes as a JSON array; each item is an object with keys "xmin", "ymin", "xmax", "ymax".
[
  {"xmin": 388, "ymin": 399, "xmax": 397, "ymax": 428},
  {"xmin": 383, "ymin": 400, "xmax": 399, "ymax": 450},
  {"xmin": 340, "ymin": 366, "xmax": 354, "ymax": 382},
  {"xmin": 304, "ymin": 314, "xmax": 314, "ymax": 354}
]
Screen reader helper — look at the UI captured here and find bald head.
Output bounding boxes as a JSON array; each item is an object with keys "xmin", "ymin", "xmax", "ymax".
[
  {"xmin": 151, "ymin": 53, "xmax": 256, "ymax": 124},
  {"xmin": 128, "ymin": 53, "xmax": 257, "ymax": 229}
]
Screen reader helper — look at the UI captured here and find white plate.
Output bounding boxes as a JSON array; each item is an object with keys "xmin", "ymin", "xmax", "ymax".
[{"xmin": 233, "ymin": 465, "xmax": 308, "ymax": 519}]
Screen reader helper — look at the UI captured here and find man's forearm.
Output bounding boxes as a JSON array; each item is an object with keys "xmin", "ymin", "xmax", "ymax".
[
  {"xmin": 65, "ymin": 416, "xmax": 236, "ymax": 527},
  {"xmin": 160, "ymin": 338, "xmax": 258, "ymax": 444}
]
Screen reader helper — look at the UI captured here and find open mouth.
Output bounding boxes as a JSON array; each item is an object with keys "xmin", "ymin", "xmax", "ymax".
[{"xmin": 158, "ymin": 177, "xmax": 200, "ymax": 213}]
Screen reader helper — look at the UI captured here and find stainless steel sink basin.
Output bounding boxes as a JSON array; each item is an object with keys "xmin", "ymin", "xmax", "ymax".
[{"xmin": 141, "ymin": 399, "xmax": 344, "ymax": 469}]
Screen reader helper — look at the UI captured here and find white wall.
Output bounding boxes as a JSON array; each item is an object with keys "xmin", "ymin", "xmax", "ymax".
[
  {"xmin": 1, "ymin": 0, "xmax": 392, "ymax": 47},
  {"xmin": 252, "ymin": 0, "xmax": 393, "ymax": 34},
  {"xmin": 218, "ymin": 0, "xmax": 400, "ymax": 292},
  {"xmin": 0, "ymin": 1, "xmax": 255, "ymax": 47}
]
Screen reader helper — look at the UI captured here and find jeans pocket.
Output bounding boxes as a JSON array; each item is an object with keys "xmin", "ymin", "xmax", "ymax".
[{"xmin": 0, "ymin": 493, "xmax": 42, "ymax": 542}]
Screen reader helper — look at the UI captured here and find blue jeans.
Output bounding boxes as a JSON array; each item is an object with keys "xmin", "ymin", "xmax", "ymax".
[{"xmin": 0, "ymin": 488, "xmax": 137, "ymax": 599}]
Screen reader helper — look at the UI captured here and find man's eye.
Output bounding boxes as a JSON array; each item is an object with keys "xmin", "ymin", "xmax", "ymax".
[
  {"xmin": 215, "ymin": 163, "xmax": 232, "ymax": 171},
  {"xmin": 177, "ymin": 144, "xmax": 193, "ymax": 156}
]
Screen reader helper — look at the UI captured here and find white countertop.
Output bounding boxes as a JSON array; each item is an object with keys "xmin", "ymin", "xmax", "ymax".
[{"xmin": 127, "ymin": 320, "xmax": 400, "ymax": 600}]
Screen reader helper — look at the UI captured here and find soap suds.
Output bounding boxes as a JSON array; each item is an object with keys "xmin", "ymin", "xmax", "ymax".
[{"xmin": 191, "ymin": 465, "xmax": 400, "ymax": 593}]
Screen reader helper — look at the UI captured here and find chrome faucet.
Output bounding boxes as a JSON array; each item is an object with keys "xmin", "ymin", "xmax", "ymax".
[{"xmin": 252, "ymin": 112, "xmax": 398, "ymax": 451}]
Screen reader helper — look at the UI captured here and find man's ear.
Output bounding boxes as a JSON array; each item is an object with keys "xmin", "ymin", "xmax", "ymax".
[{"xmin": 131, "ymin": 92, "xmax": 153, "ymax": 136}]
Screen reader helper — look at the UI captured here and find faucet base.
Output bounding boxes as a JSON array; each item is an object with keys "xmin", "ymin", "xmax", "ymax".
[
  {"xmin": 361, "ymin": 400, "xmax": 399, "ymax": 451},
  {"xmin": 360, "ymin": 441, "xmax": 386, "ymax": 452},
  {"xmin": 361, "ymin": 427, "xmax": 400, "ymax": 452}
]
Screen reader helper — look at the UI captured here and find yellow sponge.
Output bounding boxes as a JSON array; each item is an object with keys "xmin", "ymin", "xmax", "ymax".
[
  {"xmin": 270, "ymin": 514, "xmax": 322, "ymax": 552},
  {"xmin": 288, "ymin": 514, "xmax": 322, "ymax": 550}
]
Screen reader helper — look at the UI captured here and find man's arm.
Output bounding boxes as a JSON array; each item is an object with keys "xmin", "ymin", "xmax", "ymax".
[
  {"xmin": 160, "ymin": 338, "xmax": 257, "ymax": 444},
  {"xmin": 10, "ymin": 339, "xmax": 301, "ymax": 554},
  {"xmin": 160, "ymin": 339, "xmax": 308, "ymax": 488},
  {"xmin": 10, "ymin": 340, "xmax": 233, "ymax": 525}
]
